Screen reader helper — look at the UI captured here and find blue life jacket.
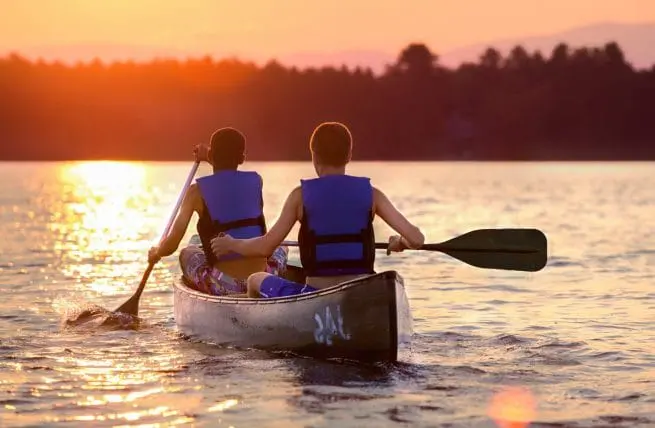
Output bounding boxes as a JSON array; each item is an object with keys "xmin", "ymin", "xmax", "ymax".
[
  {"xmin": 196, "ymin": 170, "xmax": 266, "ymax": 264},
  {"xmin": 298, "ymin": 175, "xmax": 375, "ymax": 277}
]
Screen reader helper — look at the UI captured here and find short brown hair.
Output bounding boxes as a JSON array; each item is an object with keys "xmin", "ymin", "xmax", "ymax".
[
  {"xmin": 309, "ymin": 122, "xmax": 353, "ymax": 166},
  {"xmin": 210, "ymin": 127, "xmax": 245, "ymax": 168}
]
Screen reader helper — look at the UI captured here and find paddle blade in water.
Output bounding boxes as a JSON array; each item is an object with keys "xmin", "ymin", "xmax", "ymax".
[
  {"xmin": 113, "ymin": 263, "xmax": 154, "ymax": 316},
  {"xmin": 114, "ymin": 294, "xmax": 139, "ymax": 316},
  {"xmin": 429, "ymin": 228, "xmax": 547, "ymax": 272}
]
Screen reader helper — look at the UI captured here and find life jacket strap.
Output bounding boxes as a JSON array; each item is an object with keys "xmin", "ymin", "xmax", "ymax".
[
  {"xmin": 313, "ymin": 233, "xmax": 367, "ymax": 244},
  {"xmin": 310, "ymin": 259, "xmax": 376, "ymax": 270},
  {"xmin": 213, "ymin": 215, "xmax": 266, "ymax": 234},
  {"xmin": 301, "ymin": 221, "xmax": 375, "ymax": 276}
]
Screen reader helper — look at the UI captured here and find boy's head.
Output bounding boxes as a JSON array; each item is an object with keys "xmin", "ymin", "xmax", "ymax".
[
  {"xmin": 309, "ymin": 122, "xmax": 353, "ymax": 171},
  {"xmin": 210, "ymin": 127, "xmax": 246, "ymax": 170}
]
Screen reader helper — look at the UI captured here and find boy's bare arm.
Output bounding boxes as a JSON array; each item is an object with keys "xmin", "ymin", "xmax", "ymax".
[{"xmin": 373, "ymin": 187, "xmax": 425, "ymax": 249}]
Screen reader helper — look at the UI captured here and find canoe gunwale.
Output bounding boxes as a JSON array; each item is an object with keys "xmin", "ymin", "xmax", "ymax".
[{"xmin": 174, "ymin": 270, "xmax": 401, "ymax": 305}]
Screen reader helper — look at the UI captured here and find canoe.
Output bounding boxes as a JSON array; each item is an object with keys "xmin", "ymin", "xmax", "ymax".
[{"xmin": 172, "ymin": 266, "xmax": 413, "ymax": 362}]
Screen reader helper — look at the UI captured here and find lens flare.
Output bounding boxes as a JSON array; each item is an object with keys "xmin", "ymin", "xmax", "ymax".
[{"xmin": 488, "ymin": 386, "xmax": 536, "ymax": 428}]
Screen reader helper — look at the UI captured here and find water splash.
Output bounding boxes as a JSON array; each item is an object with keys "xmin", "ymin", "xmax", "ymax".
[{"xmin": 52, "ymin": 297, "xmax": 140, "ymax": 331}]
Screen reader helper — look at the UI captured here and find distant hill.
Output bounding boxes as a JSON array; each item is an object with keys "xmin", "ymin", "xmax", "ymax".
[
  {"xmin": 0, "ymin": 43, "xmax": 187, "ymax": 63},
  {"xmin": 440, "ymin": 22, "xmax": 655, "ymax": 69},
  {"xmin": 273, "ymin": 50, "xmax": 392, "ymax": 72},
  {"xmin": 272, "ymin": 22, "xmax": 655, "ymax": 72},
  {"xmin": 3, "ymin": 22, "xmax": 654, "ymax": 71}
]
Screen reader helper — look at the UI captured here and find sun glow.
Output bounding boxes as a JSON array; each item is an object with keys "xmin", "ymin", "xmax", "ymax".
[{"xmin": 51, "ymin": 161, "xmax": 153, "ymax": 295}]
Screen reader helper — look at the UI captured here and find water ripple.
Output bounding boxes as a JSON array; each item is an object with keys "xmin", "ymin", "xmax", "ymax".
[{"xmin": 1, "ymin": 161, "xmax": 654, "ymax": 426}]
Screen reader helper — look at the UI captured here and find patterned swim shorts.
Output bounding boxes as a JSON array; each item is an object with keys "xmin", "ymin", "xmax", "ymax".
[{"xmin": 179, "ymin": 243, "xmax": 288, "ymax": 296}]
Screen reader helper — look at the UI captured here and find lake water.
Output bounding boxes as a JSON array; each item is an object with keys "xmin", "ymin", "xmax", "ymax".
[{"xmin": 0, "ymin": 161, "xmax": 653, "ymax": 427}]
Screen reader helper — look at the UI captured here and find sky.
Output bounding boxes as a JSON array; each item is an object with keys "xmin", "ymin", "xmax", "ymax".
[{"xmin": 1, "ymin": 0, "xmax": 654, "ymax": 63}]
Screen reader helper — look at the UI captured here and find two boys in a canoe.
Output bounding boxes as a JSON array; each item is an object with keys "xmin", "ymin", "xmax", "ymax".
[
  {"xmin": 147, "ymin": 127, "xmax": 288, "ymax": 296},
  {"xmin": 210, "ymin": 121, "xmax": 425, "ymax": 297}
]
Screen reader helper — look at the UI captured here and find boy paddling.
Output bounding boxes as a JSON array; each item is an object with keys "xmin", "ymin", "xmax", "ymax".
[
  {"xmin": 148, "ymin": 127, "xmax": 287, "ymax": 296},
  {"xmin": 210, "ymin": 122, "xmax": 424, "ymax": 298}
]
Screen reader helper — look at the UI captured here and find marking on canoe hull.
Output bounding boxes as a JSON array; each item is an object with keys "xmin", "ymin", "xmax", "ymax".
[{"xmin": 314, "ymin": 304, "xmax": 351, "ymax": 346}]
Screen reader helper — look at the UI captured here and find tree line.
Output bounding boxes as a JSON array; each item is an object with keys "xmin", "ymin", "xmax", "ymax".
[{"xmin": 1, "ymin": 42, "xmax": 653, "ymax": 161}]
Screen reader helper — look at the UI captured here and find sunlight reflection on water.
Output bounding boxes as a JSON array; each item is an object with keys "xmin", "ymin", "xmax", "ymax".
[
  {"xmin": 0, "ymin": 161, "xmax": 653, "ymax": 427},
  {"xmin": 51, "ymin": 162, "xmax": 153, "ymax": 296}
]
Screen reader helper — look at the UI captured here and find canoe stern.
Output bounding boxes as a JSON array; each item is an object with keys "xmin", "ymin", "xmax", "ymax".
[{"xmin": 173, "ymin": 270, "xmax": 411, "ymax": 362}]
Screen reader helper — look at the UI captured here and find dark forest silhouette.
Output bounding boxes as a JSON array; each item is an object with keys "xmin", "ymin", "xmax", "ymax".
[{"xmin": 1, "ymin": 42, "xmax": 653, "ymax": 161}]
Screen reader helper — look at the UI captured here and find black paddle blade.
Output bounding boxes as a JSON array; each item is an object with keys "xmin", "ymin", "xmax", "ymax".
[
  {"xmin": 429, "ymin": 228, "xmax": 547, "ymax": 272},
  {"xmin": 114, "ymin": 294, "xmax": 139, "ymax": 317},
  {"xmin": 113, "ymin": 263, "xmax": 155, "ymax": 316}
]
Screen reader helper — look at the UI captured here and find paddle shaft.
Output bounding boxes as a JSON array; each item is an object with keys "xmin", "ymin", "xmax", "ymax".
[
  {"xmin": 115, "ymin": 161, "xmax": 200, "ymax": 315},
  {"xmin": 281, "ymin": 241, "xmax": 540, "ymax": 254},
  {"xmin": 373, "ymin": 242, "xmax": 539, "ymax": 254},
  {"xmin": 153, "ymin": 161, "xmax": 201, "ymax": 251}
]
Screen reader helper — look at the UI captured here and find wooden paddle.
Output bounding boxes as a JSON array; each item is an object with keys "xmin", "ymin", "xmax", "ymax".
[
  {"xmin": 282, "ymin": 228, "xmax": 547, "ymax": 272},
  {"xmin": 114, "ymin": 161, "xmax": 200, "ymax": 316}
]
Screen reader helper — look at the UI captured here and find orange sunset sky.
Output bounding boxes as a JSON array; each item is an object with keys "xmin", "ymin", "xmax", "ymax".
[{"xmin": 2, "ymin": 0, "xmax": 654, "ymax": 66}]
